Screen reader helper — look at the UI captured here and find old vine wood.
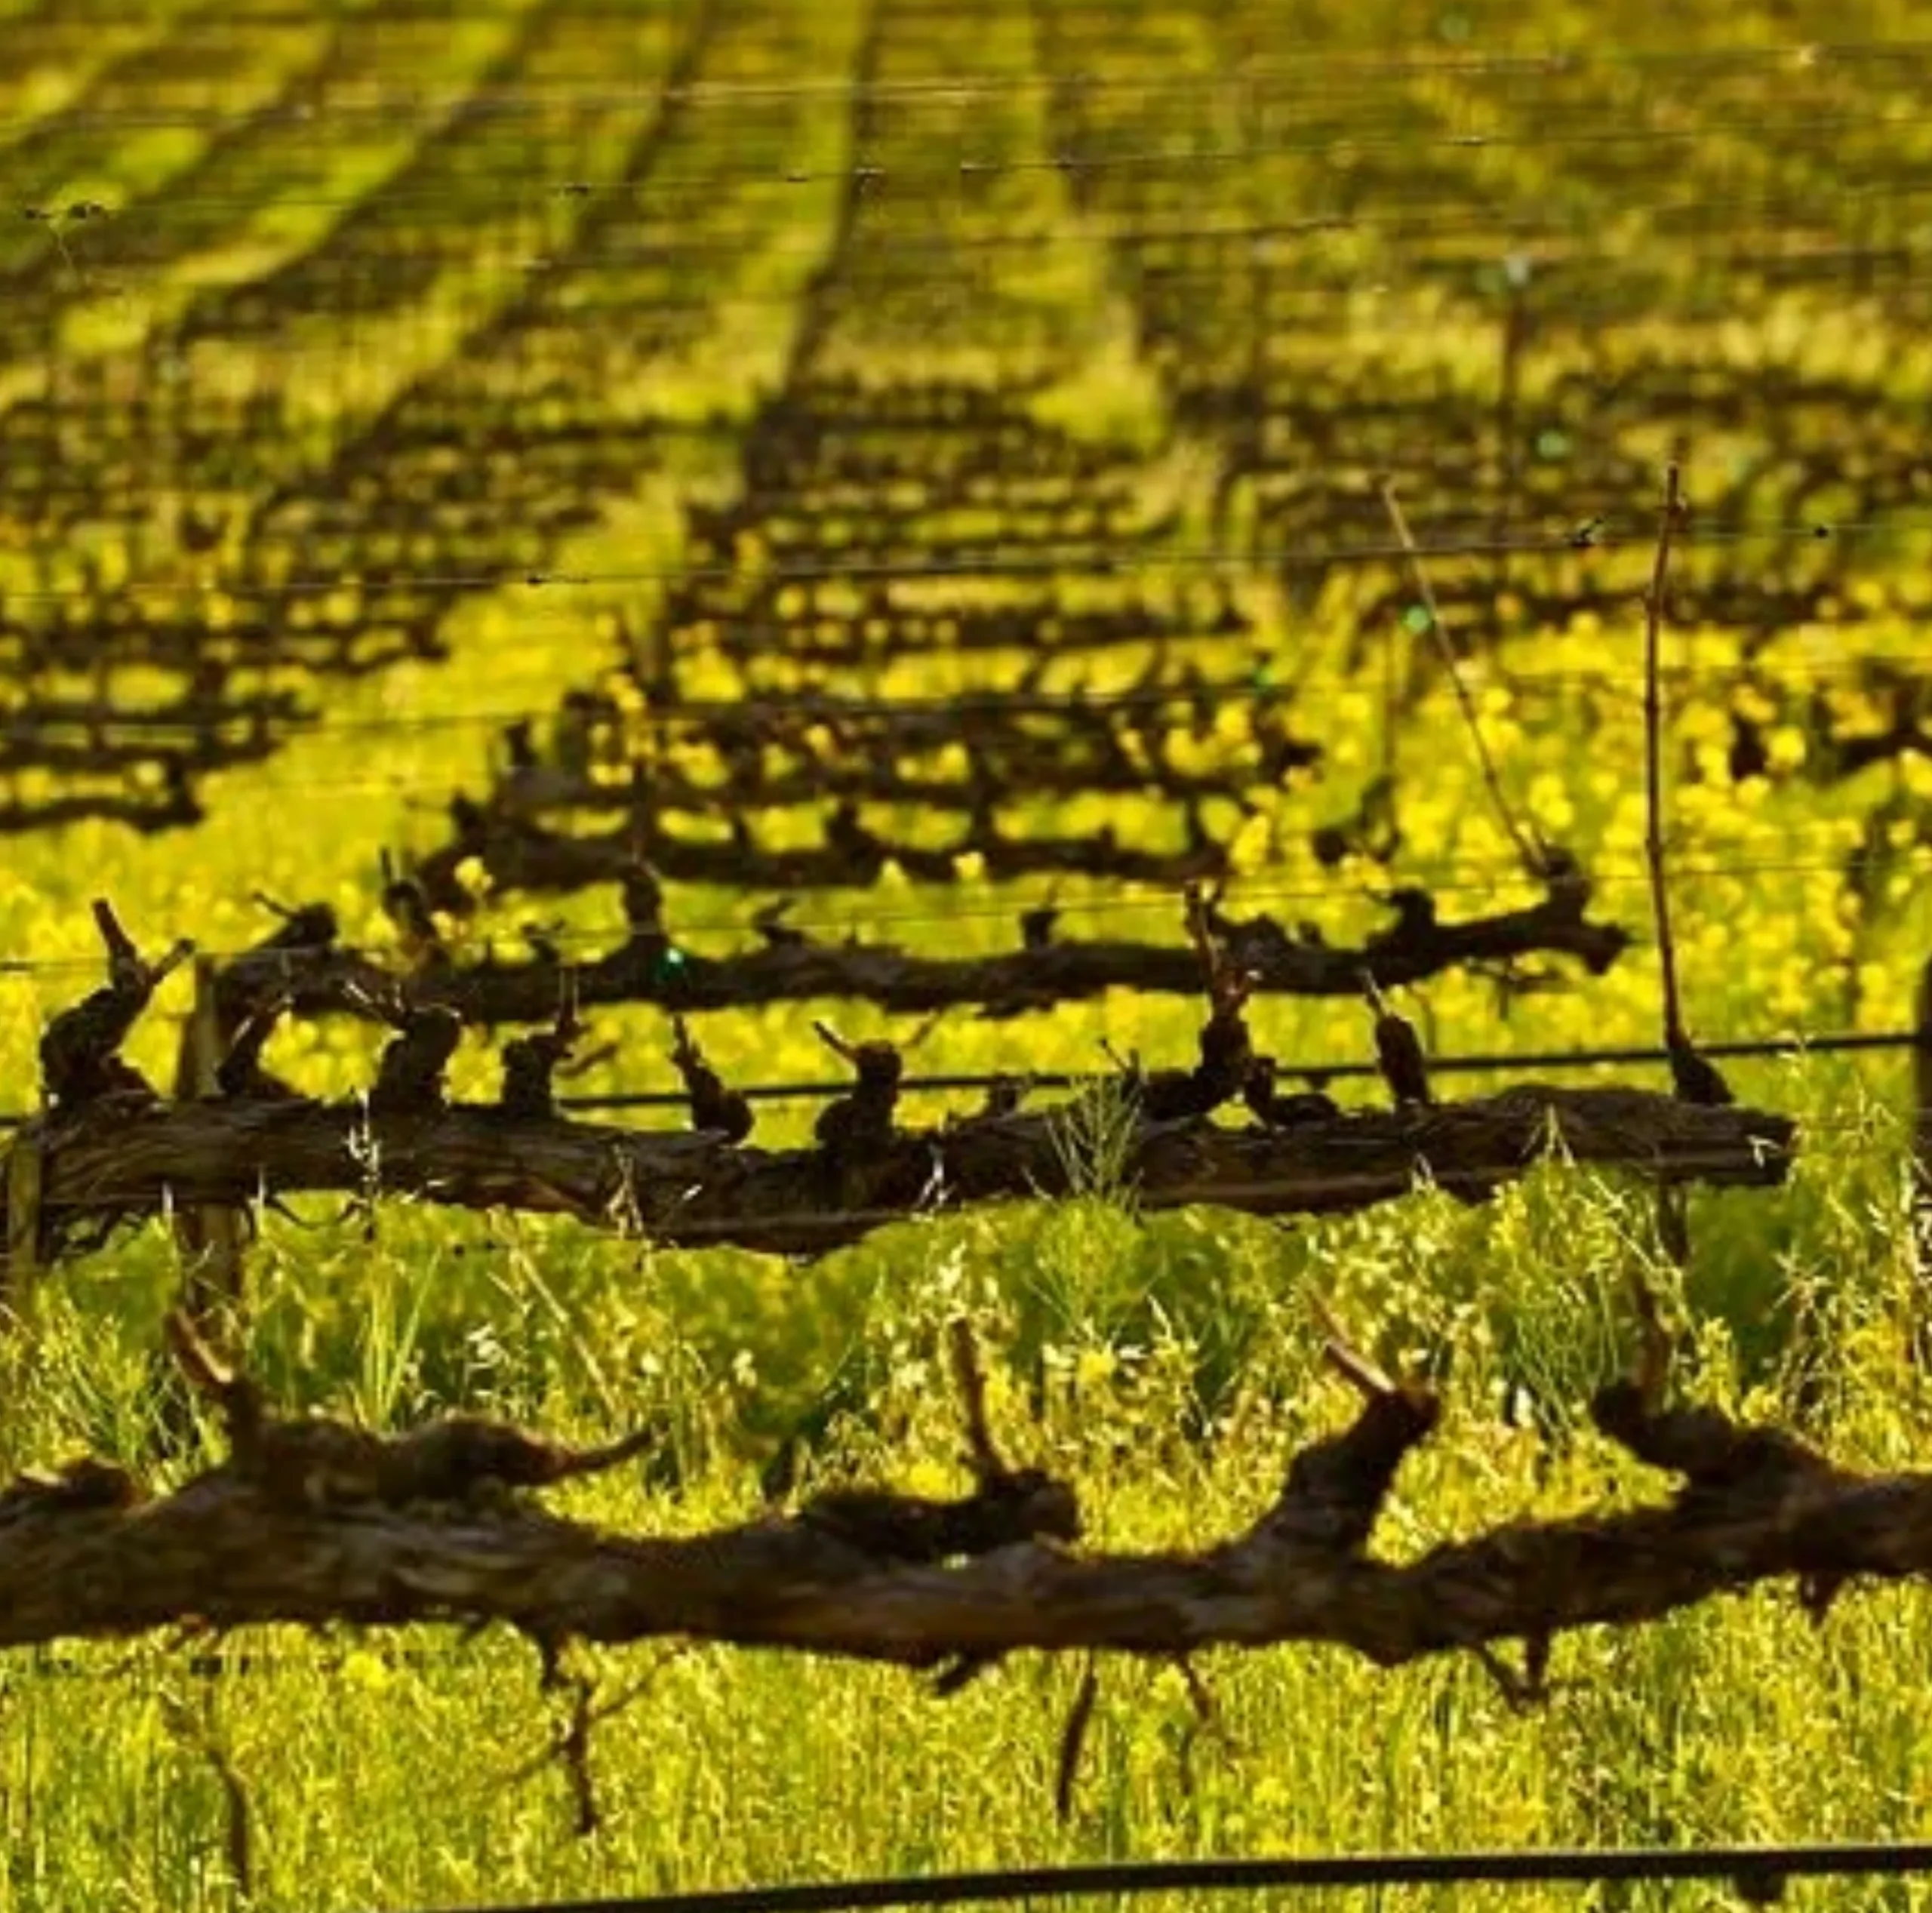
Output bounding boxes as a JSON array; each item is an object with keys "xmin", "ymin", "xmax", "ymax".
[
  {"xmin": 0, "ymin": 900, "xmax": 1787, "ymax": 1272},
  {"xmin": 0, "ymin": 1305, "xmax": 1915, "ymax": 1721}
]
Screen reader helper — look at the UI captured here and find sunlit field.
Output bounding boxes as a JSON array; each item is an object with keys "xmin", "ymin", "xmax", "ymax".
[{"xmin": 5, "ymin": 0, "xmax": 1932, "ymax": 1908}]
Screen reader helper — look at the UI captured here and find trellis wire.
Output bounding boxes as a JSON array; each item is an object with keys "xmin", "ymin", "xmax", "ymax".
[
  {"xmin": 401, "ymin": 1840, "xmax": 1932, "ymax": 1913},
  {"xmin": 0, "ymin": 1028, "xmax": 1911, "ymax": 1137},
  {"xmin": 17, "ymin": 105, "xmax": 1932, "ymax": 229},
  {"xmin": 0, "ymin": 515, "xmax": 1913, "ymax": 607}
]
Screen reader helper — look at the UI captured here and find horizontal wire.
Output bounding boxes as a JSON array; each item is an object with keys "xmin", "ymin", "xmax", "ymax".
[
  {"xmin": 0, "ymin": 641, "xmax": 1862, "ymax": 730},
  {"xmin": 34, "ymin": 237, "xmax": 1932, "ymax": 323},
  {"xmin": 8, "ymin": 36, "xmax": 1932, "ymax": 134},
  {"xmin": 123, "ymin": 251, "xmax": 1932, "ymax": 315},
  {"xmin": 17, "ymin": 180, "xmax": 1932, "ymax": 301},
  {"xmin": 296, "ymin": 1032, "xmax": 1932, "ymax": 1127},
  {"xmin": 564, "ymin": 1029, "xmax": 1932, "ymax": 1106},
  {"xmin": 19, "ymin": 238, "xmax": 1922, "ymax": 345},
  {"xmin": 0, "ymin": 599, "xmax": 1917, "ymax": 782},
  {"xmin": 492, "ymin": 185, "xmax": 1932, "ymax": 268},
  {"xmin": 305, "ymin": 1844, "xmax": 1932, "ymax": 1913},
  {"xmin": 48, "ymin": 641, "xmax": 1932, "ymax": 749},
  {"xmin": 17, "ymin": 108, "xmax": 1932, "ymax": 230},
  {"xmin": 60, "ymin": 672, "xmax": 1932, "ymax": 800},
  {"xmin": 23, "ymin": 266, "xmax": 1932, "ymax": 343},
  {"xmin": 25, "ymin": 288, "xmax": 1924, "ymax": 376},
  {"xmin": 154, "ymin": 752, "xmax": 1923, "ymax": 804},
  {"xmin": 352, "ymin": 844, "xmax": 1932, "ymax": 947},
  {"xmin": 0, "ymin": 518, "xmax": 1913, "ymax": 607},
  {"xmin": 0, "ymin": 832, "xmax": 1910, "ymax": 984}
]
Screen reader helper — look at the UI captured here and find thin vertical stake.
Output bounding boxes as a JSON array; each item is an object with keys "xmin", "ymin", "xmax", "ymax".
[{"xmin": 1644, "ymin": 461, "xmax": 1687, "ymax": 1048}]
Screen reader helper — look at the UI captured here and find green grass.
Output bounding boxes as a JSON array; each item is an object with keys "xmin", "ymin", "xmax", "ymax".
[{"xmin": 6, "ymin": 1086, "xmax": 1932, "ymax": 1912}]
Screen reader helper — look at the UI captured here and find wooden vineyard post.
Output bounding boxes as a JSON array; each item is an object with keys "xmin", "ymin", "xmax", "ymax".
[
  {"xmin": 175, "ymin": 955, "xmax": 245, "ymax": 1320},
  {"xmin": 4, "ymin": 1128, "xmax": 43, "ymax": 1312},
  {"xmin": 1914, "ymin": 952, "xmax": 1932, "ymax": 1259}
]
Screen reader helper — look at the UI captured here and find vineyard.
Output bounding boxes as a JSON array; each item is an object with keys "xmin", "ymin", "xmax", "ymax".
[{"xmin": 7, "ymin": 0, "xmax": 1932, "ymax": 1908}]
